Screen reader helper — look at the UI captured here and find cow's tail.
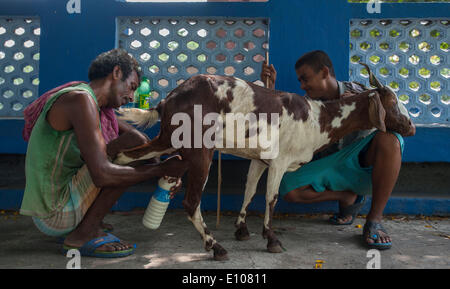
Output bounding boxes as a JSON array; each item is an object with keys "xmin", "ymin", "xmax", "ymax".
[{"xmin": 116, "ymin": 106, "xmax": 160, "ymax": 129}]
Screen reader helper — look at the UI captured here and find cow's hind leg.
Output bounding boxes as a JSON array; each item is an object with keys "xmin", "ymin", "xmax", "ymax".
[
  {"xmin": 182, "ymin": 149, "xmax": 228, "ymax": 261},
  {"xmin": 235, "ymin": 160, "xmax": 267, "ymax": 241},
  {"xmin": 262, "ymin": 165, "xmax": 287, "ymax": 253}
]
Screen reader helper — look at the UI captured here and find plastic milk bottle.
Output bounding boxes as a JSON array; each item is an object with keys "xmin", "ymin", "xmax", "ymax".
[{"xmin": 142, "ymin": 177, "xmax": 173, "ymax": 229}]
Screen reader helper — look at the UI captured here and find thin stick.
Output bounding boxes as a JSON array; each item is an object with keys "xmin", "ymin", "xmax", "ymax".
[
  {"xmin": 216, "ymin": 151, "xmax": 222, "ymax": 228},
  {"xmin": 265, "ymin": 51, "xmax": 270, "ymax": 88}
]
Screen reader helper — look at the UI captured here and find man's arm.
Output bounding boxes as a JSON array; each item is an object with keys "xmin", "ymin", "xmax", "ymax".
[
  {"xmin": 105, "ymin": 118, "xmax": 151, "ymax": 158},
  {"xmin": 61, "ymin": 91, "xmax": 186, "ymax": 188}
]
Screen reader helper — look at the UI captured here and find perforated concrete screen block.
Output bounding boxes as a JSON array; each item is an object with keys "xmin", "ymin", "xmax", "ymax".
[
  {"xmin": 0, "ymin": 16, "xmax": 40, "ymax": 118},
  {"xmin": 350, "ymin": 19, "xmax": 449, "ymax": 126},
  {"xmin": 116, "ymin": 17, "xmax": 269, "ymax": 104}
]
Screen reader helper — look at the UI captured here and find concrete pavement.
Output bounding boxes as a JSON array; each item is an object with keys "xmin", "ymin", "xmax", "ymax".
[{"xmin": 0, "ymin": 209, "xmax": 448, "ymax": 269}]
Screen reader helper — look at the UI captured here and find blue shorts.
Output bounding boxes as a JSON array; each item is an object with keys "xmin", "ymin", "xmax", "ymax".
[{"xmin": 279, "ymin": 131, "xmax": 404, "ymax": 198}]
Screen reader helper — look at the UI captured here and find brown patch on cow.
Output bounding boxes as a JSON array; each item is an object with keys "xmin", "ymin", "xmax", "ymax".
[
  {"xmin": 226, "ymin": 90, "xmax": 234, "ymax": 102},
  {"xmin": 226, "ymin": 79, "xmax": 236, "ymax": 102},
  {"xmin": 376, "ymin": 87, "xmax": 413, "ymax": 136},
  {"xmin": 120, "ymin": 133, "xmax": 172, "ymax": 159},
  {"xmin": 280, "ymin": 92, "xmax": 310, "ymax": 122},
  {"xmin": 246, "ymin": 82, "xmax": 284, "ymax": 124},
  {"xmin": 318, "ymin": 90, "xmax": 374, "ymax": 145},
  {"xmin": 181, "ymin": 147, "xmax": 215, "ymax": 217}
]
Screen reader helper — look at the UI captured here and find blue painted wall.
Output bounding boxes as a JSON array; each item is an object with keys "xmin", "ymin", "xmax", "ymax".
[{"xmin": 0, "ymin": 0, "xmax": 449, "ymax": 163}]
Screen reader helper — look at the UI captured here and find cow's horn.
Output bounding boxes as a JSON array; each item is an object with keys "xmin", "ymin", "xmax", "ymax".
[{"xmin": 359, "ymin": 62, "xmax": 384, "ymax": 89}]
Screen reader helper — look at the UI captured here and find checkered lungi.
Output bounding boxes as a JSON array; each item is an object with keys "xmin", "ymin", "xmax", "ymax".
[{"xmin": 32, "ymin": 165, "xmax": 101, "ymax": 237}]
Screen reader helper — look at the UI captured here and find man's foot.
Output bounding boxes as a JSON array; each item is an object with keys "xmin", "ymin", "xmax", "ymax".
[
  {"xmin": 100, "ymin": 222, "xmax": 113, "ymax": 233},
  {"xmin": 57, "ymin": 222, "xmax": 113, "ymax": 244},
  {"xmin": 329, "ymin": 194, "xmax": 365, "ymax": 225},
  {"xmin": 363, "ymin": 220, "xmax": 392, "ymax": 250},
  {"xmin": 64, "ymin": 228, "xmax": 134, "ymax": 254}
]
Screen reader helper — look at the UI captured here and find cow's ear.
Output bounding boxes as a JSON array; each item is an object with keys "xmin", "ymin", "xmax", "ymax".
[{"xmin": 368, "ymin": 91, "xmax": 386, "ymax": 132}]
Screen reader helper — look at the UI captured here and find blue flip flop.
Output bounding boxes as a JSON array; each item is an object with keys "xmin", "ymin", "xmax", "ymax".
[
  {"xmin": 62, "ymin": 233, "xmax": 136, "ymax": 258},
  {"xmin": 329, "ymin": 195, "xmax": 366, "ymax": 225},
  {"xmin": 363, "ymin": 220, "xmax": 392, "ymax": 250},
  {"xmin": 57, "ymin": 227, "xmax": 113, "ymax": 244}
]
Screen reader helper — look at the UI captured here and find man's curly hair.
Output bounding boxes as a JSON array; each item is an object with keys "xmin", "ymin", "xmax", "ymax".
[
  {"xmin": 88, "ymin": 49, "xmax": 142, "ymax": 81},
  {"xmin": 295, "ymin": 50, "xmax": 335, "ymax": 78}
]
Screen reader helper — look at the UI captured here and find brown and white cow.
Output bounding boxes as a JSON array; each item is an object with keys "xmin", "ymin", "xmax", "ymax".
[{"xmin": 114, "ymin": 63, "xmax": 414, "ymax": 261}]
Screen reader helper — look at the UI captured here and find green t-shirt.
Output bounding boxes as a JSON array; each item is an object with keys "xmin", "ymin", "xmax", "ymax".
[{"xmin": 20, "ymin": 83, "xmax": 100, "ymax": 218}]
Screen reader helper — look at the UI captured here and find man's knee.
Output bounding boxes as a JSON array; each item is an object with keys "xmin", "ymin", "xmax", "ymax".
[{"xmin": 372, "ymin": 131, "xmax": 401, "ymax": 155}]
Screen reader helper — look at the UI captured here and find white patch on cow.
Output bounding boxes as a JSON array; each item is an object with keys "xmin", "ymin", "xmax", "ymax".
[
  {"xmin": 236, "ymin": 160, "xmax": 267, "ymax": 225},
  {"xmin": 114, "ymin": 148, "xmax": 175, "ymax": 165},
  {"xmin": 188, "ymin": 204, "xmax": 216, "ymax": 249},
  {"xmin": 213, "ymin": 78, "xmax": 261, "ymax": 155},
  {"xmin": 215, "ymin": 80, "xmax": 231, "ymax": 102},
  {"xmin": 263, "ymin": 164, "xmax": 287, "ymax": 230},
  {"xmin": 114, "ymin": 154, "xmax": 135, "ymax": 165},
  {"xmin": 229, "ymin": 78, "xmax": 256, "ymax": 114},
  {"xmin": 276, "ymin": 100, "xmax": 330, "ymax": 172},
  {"xmin": 331, "ymin": 103, "xmax": 356, "ymax": 128}
]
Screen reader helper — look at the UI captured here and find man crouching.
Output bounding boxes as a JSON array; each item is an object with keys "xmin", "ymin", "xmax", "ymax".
[{"xmin": 20, "ymin": 49, "xmax": 187, "ymax": 258}]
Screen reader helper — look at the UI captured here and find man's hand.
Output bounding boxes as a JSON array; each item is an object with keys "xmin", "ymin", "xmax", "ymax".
[
  {"xmin": 261, "ymin": 61, "xmax": 277, "ymax": 90},
  {"xmin": 164, "ymin": 176, "xmax": 183, "ymax": 199}
]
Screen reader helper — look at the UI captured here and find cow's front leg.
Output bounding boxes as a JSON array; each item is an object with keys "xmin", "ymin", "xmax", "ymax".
[
  {"xmin": 182, "ymin": 149, "xmax": 228, "ymax": 261},
  {"xmin": 262, "ymin": 164, "xmax": 287, "ymax": 253},
  {"xmin": 235, "ymin": 160, "xmax": 267, "ymax": 241}
]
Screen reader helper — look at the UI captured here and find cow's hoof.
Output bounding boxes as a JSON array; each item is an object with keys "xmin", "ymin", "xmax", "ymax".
[
  {"xmin": 267, "ymin": 238, "xmax": 284, "ymax": 253},
  {"xmin": 234, "ymin": 227, "xmax": 250, "ymax": 241},
  {"xmin": 267, "ymin": 244, "xmax": 283, "ymax": 253},
  {"xmin": 214, "ymin": 252, "xmax": 229, "ymax": 261},
  {"xmin": 212, "ymin": 244, "xmax": 229, "ymax": 261}
]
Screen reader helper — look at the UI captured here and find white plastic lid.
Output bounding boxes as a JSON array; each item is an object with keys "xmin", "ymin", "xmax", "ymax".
[{"xmin": 158, "ymin": 177, "xmax": 174, "ymax": 191}]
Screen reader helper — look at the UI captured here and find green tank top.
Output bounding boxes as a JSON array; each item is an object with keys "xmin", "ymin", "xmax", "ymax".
[{"xmin": 20, "ymin": 83, "xmax": 100, "ymax": 218}]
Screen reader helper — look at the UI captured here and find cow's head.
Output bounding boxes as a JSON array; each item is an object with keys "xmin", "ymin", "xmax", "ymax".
[{"xmin": 360, "ymin": 63, "xmax": 416, "ymax": 137}]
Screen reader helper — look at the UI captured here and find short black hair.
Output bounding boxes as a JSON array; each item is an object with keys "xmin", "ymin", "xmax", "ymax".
[
  {"xmin": 294, "ymin": 50, "xmax": 335, "ymax": 78},
  {"xmin": 88, "ymin": 49, "xmax": 141, "ymax": 81}
]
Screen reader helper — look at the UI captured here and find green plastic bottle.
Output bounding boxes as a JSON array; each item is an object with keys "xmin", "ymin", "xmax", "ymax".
[{"xmin": 138, "ymin": 77, "xmax": 151, "ymax": 109}]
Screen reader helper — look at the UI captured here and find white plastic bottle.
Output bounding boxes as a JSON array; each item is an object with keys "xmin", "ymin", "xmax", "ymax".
[{"xmin": 142, "ymin": 177, "xmax": 173, "ymax": 229}]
